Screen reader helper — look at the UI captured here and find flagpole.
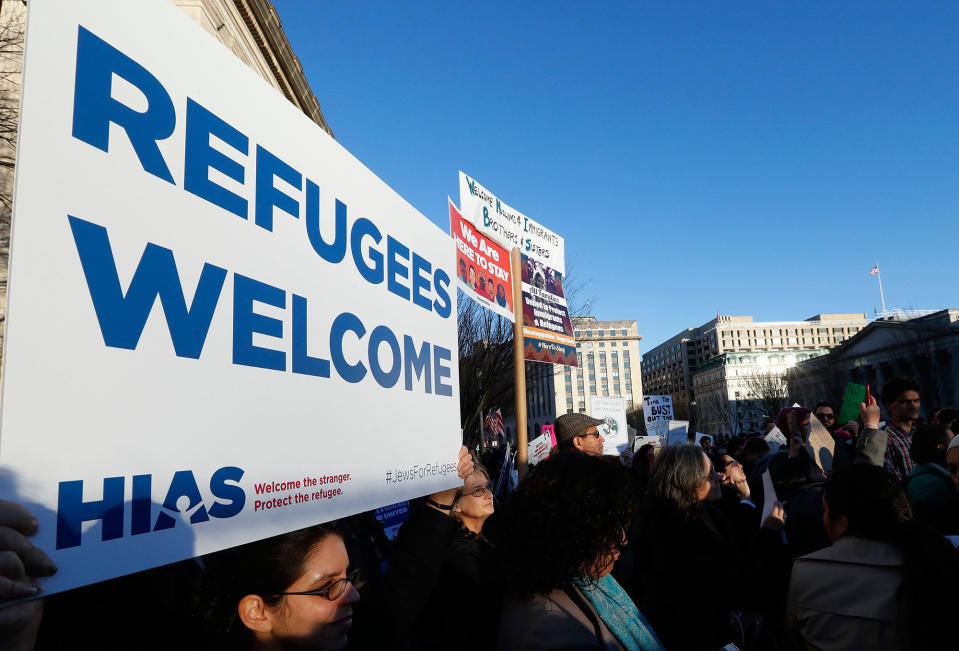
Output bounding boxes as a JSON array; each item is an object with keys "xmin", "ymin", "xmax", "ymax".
[{"xmin": 875, "ymin": 263, "xmax": 887, "ymax": 315}]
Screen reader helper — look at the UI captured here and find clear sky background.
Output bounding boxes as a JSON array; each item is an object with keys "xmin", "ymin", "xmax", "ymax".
[{"xmin": 272, "ymin": 1, "xmax": 958, "ymax": 352}]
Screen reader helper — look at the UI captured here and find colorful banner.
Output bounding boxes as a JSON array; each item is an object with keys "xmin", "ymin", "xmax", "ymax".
[
  {"xmin": 520, "ymin": 254, "xmax": 577, "ymax": 365},
  {"xmin": 0, "ymin": 0, "xmax": 460, "ymax": 595},
  {"xmin": 449, "ymin": 199, "xmax": 514, "ymax": 321},
  {"xmin": 459, "ymin": 172, "xmax": 565, "ymax": 273}
]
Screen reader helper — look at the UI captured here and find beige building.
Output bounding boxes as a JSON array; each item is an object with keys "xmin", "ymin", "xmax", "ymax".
[
  {"xmin": 552, "ymin": 316, "xmax": 643, "ymax": 417},
  {"xmin": 642, "ymin": 313, "xmax": 870, "ymax": 435},
  {"xmin": 0, "ymin": 0, "xmax": 329, "ymax": 365}
]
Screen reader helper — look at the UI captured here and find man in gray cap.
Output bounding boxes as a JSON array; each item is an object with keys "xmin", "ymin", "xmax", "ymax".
[{"xmin": 552, "ymin": 413, "xmax": 606, "ymax": 456}]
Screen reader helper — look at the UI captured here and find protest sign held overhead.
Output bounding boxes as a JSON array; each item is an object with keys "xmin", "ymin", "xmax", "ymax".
[
  {"xmin": 449, "ymin": 199, "xmax": 514, "ymax": 321},
  {"xmin": 643, "ymin": 395, "xmax": 674, "ymax": 428},
  {"xmin": 591, "ymin": 396, "xmax": 629, "ymax": 455},
  {"xmin": 838, "ymin": 381, "xmax": 867, "ymax": 425},
  {"xmin": 0, "ymin": 0, "xmax": 460, "ymax": 595},
  {"xmin": 459, "ymin": 172, "xmax": 565, "ymax": 273},
  {"xmin": 521, "ymin": 253, "xmax": 577, "ymax": 365}
]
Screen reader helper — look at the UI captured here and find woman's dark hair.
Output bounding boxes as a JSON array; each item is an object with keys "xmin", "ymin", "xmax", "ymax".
[
  {"xmin": 935, "ymin": 406, "xmax": 959, "ymax": 426},
  {"xmin": 647, "ymin": 445, "xmax": 710, "ymax": 511},
  {"xmin": 823, "ymin": 463, "xmax": 959, "ymax": 648},
  {"xmin": 198, "ymin": 524, "xmax": 341, "ymax": 643},
  {"xmin": 743, "ymin": 437, "xmax": 770, "ymax": 457},
  {"xmin": 499, "ymin": 453, "xmax": 633, "ymax": 598},
  {"xmin": 909, "ymin": 423, "xmax": 952, "ymax": 465},
  {"xmin": 823, "ymin": 464, "xmax": 910, "ymax": 541}
]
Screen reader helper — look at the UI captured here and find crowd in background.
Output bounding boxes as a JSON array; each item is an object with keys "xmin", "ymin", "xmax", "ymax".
[{"xmin": 2, "ymin": 375, "xmax": 959, "ymax": 650}]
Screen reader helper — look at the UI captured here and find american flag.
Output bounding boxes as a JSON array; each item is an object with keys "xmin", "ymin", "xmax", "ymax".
[
  {"xmin": 869, "ymin": 264, "xmax": 879, "ymax": 276},
  {"xmin": 484, "ymin": 408, "xmax": 504, "ymax": 436}
]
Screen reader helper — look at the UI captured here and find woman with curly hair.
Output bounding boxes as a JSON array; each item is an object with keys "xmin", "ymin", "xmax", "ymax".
[{"xmin": 498, "ymin": 453, "xmax": 663, "ymax": 650}]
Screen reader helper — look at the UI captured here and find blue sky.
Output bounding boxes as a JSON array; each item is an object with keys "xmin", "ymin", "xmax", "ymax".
[{"xmin": 272, "ymin": 1, "xmax": 958, "ymax": 352}]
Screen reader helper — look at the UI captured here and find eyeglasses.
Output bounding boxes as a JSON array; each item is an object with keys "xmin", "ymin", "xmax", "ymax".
[
  {"xmin": 462, "ymin": 483, "xmax": 493, "ymax": 498},
  {"xmin": 577, "ymin": 430, "xmax": 602, "ymax": 439},
  {"xmin": 815, "ymin": 413, "xmax": 835, "ymax": 420},
  {"xmin": 273, "ymin": 569, "xmax": 361, "ymax": 601}
]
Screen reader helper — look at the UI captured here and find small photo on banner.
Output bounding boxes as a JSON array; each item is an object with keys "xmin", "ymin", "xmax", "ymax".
[
  {"xmin": 449, "ymin": 198, "xmax": 514, "ymax": 322},
  {"xmin": 520, "ymin": 253, "xmax": 577, "ymax": 366}
]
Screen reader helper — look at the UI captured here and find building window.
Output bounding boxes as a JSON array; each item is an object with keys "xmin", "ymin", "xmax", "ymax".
[
  {"xmin": 586, "ymin": 342, "xmax": 593, "ymax": 347},
  {"xmin": 623, "ymin": 351, "xmax": 630, "ymax": 358},
  {"xmin": 614, "ymin": 383, "xmax": 621, "ymax": 392},
  {"xmin": 590, "ymin": 384, "xmax": 596, "ymax": 392},
  {"xmin": 586, "ymin": 330, "xmax": 592, "ymax": 337},
  {"xmin": 599, "ymin": 342, "xmax": 605, "ymax": 347},
  {"xmin": 598, "ymin": 329, "xmax": 605, "ymax": 336},
  {"xmin": 578, "ymin": 395, "xmax": 585, "ymax": 403}
]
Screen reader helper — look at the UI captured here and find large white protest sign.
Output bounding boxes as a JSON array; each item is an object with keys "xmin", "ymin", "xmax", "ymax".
[
  {"xmin": 0, "ymin": 0, "xmax": 460, "ymax": 594},
  {"xmin": 642, "ymin": 394, "xmax": 674, "ymax": 428},
  {"xmin": 590, "ymin": 396, "xmax": 629, "ymax": 455},
  {"xmin": 458, "ymin": 172, "xmax": 565, "ymax": 273}
]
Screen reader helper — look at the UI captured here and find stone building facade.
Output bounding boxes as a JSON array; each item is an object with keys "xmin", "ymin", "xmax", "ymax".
[{"xmin": 787, "ymin": 309, "xmax": 959, "ymax": 419}]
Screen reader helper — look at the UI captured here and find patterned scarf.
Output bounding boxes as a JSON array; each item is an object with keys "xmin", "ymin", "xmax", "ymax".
[{"xmin": 574, "ymin": 574, "xmax": 664, "ymax": 651}]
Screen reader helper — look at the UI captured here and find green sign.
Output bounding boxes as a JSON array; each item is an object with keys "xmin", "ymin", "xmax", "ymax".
[{"xmin": 838, "ymin": 382, "xmax": 868, "ymax": 425}]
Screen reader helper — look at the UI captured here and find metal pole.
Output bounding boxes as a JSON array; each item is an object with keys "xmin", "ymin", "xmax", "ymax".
[
  {"xmin": 511, "ymin": 247, "xmax": 528, "ymax": 480},
  {"xmin": 876, "ymin": 264, "xmax": 887, "ymax": 315}
]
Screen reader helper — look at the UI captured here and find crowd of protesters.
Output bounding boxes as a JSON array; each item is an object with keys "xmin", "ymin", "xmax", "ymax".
[{"xmin": 2, "ymin": 376, "xmax": 959, "ymax": 650}]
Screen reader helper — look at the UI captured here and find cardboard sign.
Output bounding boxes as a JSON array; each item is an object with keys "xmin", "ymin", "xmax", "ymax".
[
  {"xmin": 806, "ymin": 414, "xmax": 836, "ymax": 473},
  {"xmin": 520, "ymin": 253, "xmax": 577, "ymax": 365},
  {"xmin": 458, "ymin": 172, "xmax": 565, "ymax": 273},
  {"xmin": 837, "ymin": 382, "xmax": 867, "ymax": 425},
  {"xmin": 528, "ymin": 430, "xmax": 553, "ymax": 466},
  {"xmin": 642, "ymin": 395, "xmax": 674, "ymax": 427},
  {"xmin": 591, "ymin": 396, "xmax": 629, "ymax": 455},
  {"xmin": 0, "ymin": 0, "xmax": 460, "ymax": 595},
  {"xmin": 449, "ymin": 199, "xmax": 514, "ymax": 321}
]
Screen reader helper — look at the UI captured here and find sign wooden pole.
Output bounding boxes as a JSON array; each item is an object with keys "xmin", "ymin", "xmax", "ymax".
[{"xmin": 511, "ymin": 246, "xmax": 529, "ymax": 479}]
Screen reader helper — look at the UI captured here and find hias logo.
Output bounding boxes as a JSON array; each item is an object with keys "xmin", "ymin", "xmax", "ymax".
[{"xmin": 56, "ymin": 467, "xmax": 245, "ymax": 549}]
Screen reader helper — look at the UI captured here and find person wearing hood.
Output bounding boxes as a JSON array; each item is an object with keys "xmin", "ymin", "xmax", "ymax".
[{"xmin": 906, "ymin": 423, "xmax": 957, "ymax": 533}]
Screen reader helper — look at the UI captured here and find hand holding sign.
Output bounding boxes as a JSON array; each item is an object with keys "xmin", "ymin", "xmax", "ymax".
[{"xmin": 860, "ymin": 388, "xmax": 881, "ymax": 428}]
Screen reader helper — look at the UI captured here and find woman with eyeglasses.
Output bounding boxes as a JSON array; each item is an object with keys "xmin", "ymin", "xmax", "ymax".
[
  {"xmin": 394, "ymin": 463, "xmax": 500, "ymax": 650},
  {"xmin": 200, "ymin": 524, "xmax": 359, "ymax": 650},
  {"xmin": 498, "ymin": 452, "xmax": 663, "ymax": 650}
]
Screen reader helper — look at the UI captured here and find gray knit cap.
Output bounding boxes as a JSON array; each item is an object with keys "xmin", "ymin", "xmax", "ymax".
[{"xmin": 554, "ymin": 413, "xmax": 605, "ymax": 444}]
